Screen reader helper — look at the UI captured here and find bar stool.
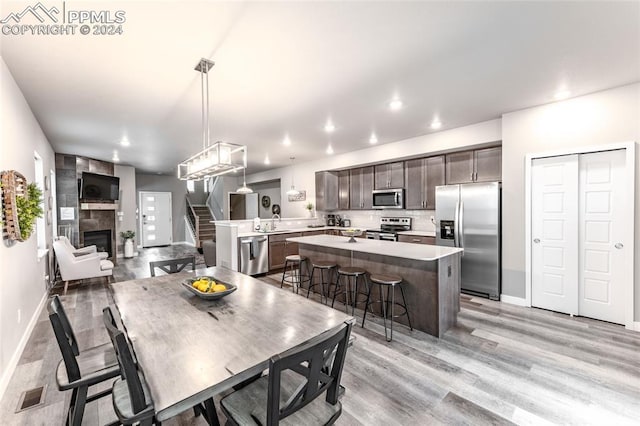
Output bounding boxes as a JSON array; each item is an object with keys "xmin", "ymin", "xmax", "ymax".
[
  {"xmin": 307, "ymin": 260, "xmax": 338, "ymax": 304},
  {"xmin": 281, "ymin": 255, "xmax": 310, "ymax": 293},
  {"xmin": 331, "ymin": 266, "xmax": 369, "ymax": 315},
  {"xmin": 362, "ymin": 273, "xmax": 413, "ymax": 342}
]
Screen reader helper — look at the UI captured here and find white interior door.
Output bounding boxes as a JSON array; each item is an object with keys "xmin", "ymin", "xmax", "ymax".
[
  {"xmin": 578, "ymin": 150, "xmax": 627, "ymax": 324},
  {"xmin": 140, "ymin": 192, "xmax": 172, "ymax": 247},
  {"xmin": 531, "ymin": 155, "xmax": 579, "ymax": 315}
]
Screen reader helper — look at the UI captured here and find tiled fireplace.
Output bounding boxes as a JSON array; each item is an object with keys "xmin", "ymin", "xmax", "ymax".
[{"xmin": 83, "ymin": 229, "xmax": 113, "ymax": 258}]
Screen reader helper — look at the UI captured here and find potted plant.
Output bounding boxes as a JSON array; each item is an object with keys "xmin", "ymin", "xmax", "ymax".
[
  {"xmin": 305, "ymin": 202, "xmax": 314, "ymax": 218},
  {"xmin": 15, "ymin": 183, "xmax": 44, "ymax": 241},
  {"xmin": 120, "ymin": 230, "xmax": 135, "ymax": 258}
]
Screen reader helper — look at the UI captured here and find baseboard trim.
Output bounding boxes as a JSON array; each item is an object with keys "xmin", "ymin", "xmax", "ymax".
[
  {"xmin": 0, "ymin": 291, "xmax": 49, "ymax": 401},
  {"xmin": 630, "ymin": 322, "xmax": 640, "ymax": 332},
  {"xmin": 500, "ymin": 294, "xmax": 528, "ymax": 307}
]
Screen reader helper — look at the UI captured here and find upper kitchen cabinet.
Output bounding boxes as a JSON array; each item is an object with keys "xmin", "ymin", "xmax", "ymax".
[
  {"xmin": 405, "ymin": 155, "xmax": 445, "ymax": 209},
  {"xmin": 315, "ymin": 171, "xmax": 339, "ymax": 211},
  {"xmin": 445, "ymin": 146, "xmax": 502, "ymax": 184},
  {"xmin": 374, "ymin": 161, "xmax": 404, "ymax": 189},
  {"xmin": 338, "ymin": 170, "xmax": 350, "ymax": 210},
  {"xmin": 350, "ymin": 166, "xmax": 374, "ymax": 209}
]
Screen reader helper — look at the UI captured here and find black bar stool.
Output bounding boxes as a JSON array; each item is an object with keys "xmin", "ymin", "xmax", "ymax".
[
  {"xmin": 280, "ymin": 255, "xmax": 310, "ymax": 293},
  {"xmin": 331, "ymin": 266, "xmax": 369, "ymax": 316},
  {"xmin": 362, "ymin": 273, "xmax": 413, "ymax": 342},
  {"xmin": 307, "ymin": 260, "xmax": 338, "ymax": 304}
]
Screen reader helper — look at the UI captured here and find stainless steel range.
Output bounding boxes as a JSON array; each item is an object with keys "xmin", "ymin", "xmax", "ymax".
[{"xmin": 366, "ymin": 217, "xmax": 411, "ymax": 241}]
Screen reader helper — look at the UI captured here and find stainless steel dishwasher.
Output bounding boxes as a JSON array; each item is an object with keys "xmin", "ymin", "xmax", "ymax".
[{"xmin": 239, "ymin": 236, "xmax": 269, "ymax": 276}]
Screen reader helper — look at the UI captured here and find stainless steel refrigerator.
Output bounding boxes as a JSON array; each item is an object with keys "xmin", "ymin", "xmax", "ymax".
[{"xmin": 435, "ymin": 182, "xmax": 501, "ymax": 300}]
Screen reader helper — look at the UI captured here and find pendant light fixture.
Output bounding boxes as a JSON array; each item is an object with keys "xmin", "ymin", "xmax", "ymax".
[
  {"xmin": 286, "ymin": 156, "xmax": 300, "ymax": 196},
  {"xmin": 236, "ymin": 149, "xmax": 253, "ymax": 194},
  {"xmin": 178, "ymin": 58, "xmax": 245, "ymax": 180}
]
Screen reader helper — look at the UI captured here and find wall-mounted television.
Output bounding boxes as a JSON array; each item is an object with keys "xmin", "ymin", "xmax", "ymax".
[{"xmin": 80, "ymin": 172, "xmax": 120, "ymax": 201}]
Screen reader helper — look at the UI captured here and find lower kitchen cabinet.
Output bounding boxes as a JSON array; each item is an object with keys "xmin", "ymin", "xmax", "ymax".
[
  {"xmin": 397, "ymin": 234, "xmax": 436, "ymax": 245},
  {"xmin": 268, "ymin": 232, "xmax": 302, "ymax": 271}
]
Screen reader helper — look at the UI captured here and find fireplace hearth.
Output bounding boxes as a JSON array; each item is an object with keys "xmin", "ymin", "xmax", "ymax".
[{"xmin": 83, "ymin": 230, "xmax": 112, "ymax": 258}]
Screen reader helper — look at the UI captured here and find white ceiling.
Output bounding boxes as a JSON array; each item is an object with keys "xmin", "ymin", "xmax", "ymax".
[{"xmin": 2, "ymin": 1, "xmax": 639, "ymax": 174}]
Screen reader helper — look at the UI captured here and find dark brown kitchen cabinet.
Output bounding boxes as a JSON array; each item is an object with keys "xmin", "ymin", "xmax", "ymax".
[
  {"xmin": 374, "ymin": 161, "xmax": 404, "ymax": 189},
  {"xmin": 315, "ymin": 171, "xmax": 338, "ymax": 211},
  {"xmin": 405, "ymin": 155, "xmax": 444, "ymax": 209},
  {"xmin": 268, "ymin": 232, "xmax": 302, "ymax": 271},
  {"xmin": 349, "ymin": 166, "xmax": 374, "ymax": 210},
  {"xmin": 398, "ymin": 234, "xmax": 436, "ymax": 245},
  {"xmin": 445, "ymin": 146, "xmax": 501, "ymax": 184},
  {"xmin": 338, "ymin": 170, "xmax": 350, "ymax": 210}
]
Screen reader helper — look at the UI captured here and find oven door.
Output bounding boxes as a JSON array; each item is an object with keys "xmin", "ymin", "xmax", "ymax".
[
  {"xmin": 372, "ymin": 189, "xmax": 404, "ymax": 209},
  {"xmin": 366, "ymin": 232, "xmax": 380, "ymax": 240},
  {"xmin": 379, "ymin": 233, "xmax": 397, "ymax": 242}
]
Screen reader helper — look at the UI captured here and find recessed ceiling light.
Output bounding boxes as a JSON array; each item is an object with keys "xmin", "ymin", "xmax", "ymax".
[
  {"xmin": 283, "ymin": 135, "xmax": 291, "ymax": 146},
  {"xmin": 369, "ymin": 133, "xmax": 378, "ymax": 144},
  {"xmin": 430, "ymin": 119, "xmax": 442, "ymax": 130},
  {"xmin": 120, "ymin": 137, "xmax": 130, "ymax": 147},
  {"xmin": 324, "ymin": 119, "xmax": 335, "ymax": 133},
  {"xmin": 264, "ymin": 155, "xmax": 270, "ymax": 165},
  {"xmin": 112, "ymin": 151, "xmax": 120, "ymax": 162},
  {"xmin": 326, "ymin": 144, "xmax": 334, "ymax": 155},
  {"xmin": 389, "ymin": 98, "xmax": 403, "ymax": 111},
  {"xmin": 554, "ymin": 89, "xmax": 571, "ymax": 100}
]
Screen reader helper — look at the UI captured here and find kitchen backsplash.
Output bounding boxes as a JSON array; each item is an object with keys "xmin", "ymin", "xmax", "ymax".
[{"xmin": 318, "ymin": 209, "xmax": 436, "ymax": 232}]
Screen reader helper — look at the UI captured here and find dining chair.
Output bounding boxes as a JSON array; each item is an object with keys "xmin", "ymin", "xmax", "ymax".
[
  {"xmin": 103, "ymin": 306, "xmax": 217, "ymax": 425},
  {"xmin": 48, "ymin": 295, "xmax": 120, "ymax": 426},
  {"xmin": 102, "ymin": 306, "xmax": 156, "ymax": 426},
  {"xmin": 220, "ymin": 321, "xmax": 353, "ymax": 426},
  {"xmin": 149, "ymin": 256, "xmax": 196, "ymax": 277}
]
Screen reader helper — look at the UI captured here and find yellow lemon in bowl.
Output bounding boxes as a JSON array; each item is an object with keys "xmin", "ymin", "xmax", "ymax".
[{"xmin": 213, "ymin": 284, "xmax": 227, "ymax": 293}]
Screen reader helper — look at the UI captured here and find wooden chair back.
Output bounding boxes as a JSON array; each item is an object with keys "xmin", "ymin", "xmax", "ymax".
[
  {"xmin": 103, "ymin": 307, "xmax": 148, "ymax": 414},
  {"xmin": 266, "ymin": 321, "xmax": 352, "ymax": 425},
  {"xmin": 149, "ymin": 256, "xmax": 196, "ymax": 277},
  {"xmin": 47, "ymin": 295, "xmax": 81, "ymax": 382}
]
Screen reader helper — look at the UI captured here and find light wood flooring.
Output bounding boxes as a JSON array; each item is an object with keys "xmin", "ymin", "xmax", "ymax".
[{"xmin": 1, "ymin": 244, "xmax": 639, "ymax": 425}]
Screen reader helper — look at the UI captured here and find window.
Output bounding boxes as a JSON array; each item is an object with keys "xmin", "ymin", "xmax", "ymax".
[
  {"xmin": 187, "ymin": 180, "xmax": 195, "ymax": 193},
  {"xmin": 34, "ymin": 152, "xmax": 46, "ymax": 257},
  {"xmin": 204, "ymin": 178, "xmax": 209, "ymax": 193}
]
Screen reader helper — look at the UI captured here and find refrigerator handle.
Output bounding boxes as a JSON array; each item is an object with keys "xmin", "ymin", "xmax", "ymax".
[
  {"xmin": 459, "ymin": 200, "xmax": 464, "ymax": 253},
  {"xmin": 454, "ymin": 201, "xmax": 460, "ymax": 247}
]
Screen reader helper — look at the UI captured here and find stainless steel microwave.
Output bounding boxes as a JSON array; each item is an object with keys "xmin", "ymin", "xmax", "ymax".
[{"xmin": 372, "ymin": 188, "xmax": 405, "ymax": 209}]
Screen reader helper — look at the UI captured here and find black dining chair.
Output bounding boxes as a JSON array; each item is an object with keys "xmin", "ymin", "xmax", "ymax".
[
  {"xmin": 220, "ymin": 321, "xmax": 353, "ymax": 426},
  {"xmin": 149, "ymin": 256, "xmax": 196, "ymax": 277},
  {"xmin": 103, "ymin": 306, "xmax": 156, "ymax": 426},
  {"xmin": 48, "ymin": 295, "xmax": 120, "ymax": 426}
]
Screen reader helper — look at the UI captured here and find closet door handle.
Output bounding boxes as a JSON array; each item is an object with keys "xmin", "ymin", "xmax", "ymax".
[
  {"xmin": 615, "ymin": 243, "xmax": 623, "ymax": 249},
  {"xmin": 533, "ymin": 238, "xmax": 541, "ymax": 244}
]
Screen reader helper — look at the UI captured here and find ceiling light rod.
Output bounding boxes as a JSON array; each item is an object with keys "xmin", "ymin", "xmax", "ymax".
[
  {"xmin": 178, "ymin": 58, "xmax": 245, "ymax": 180},
  {"xmin": 286, "ymin": 156, "xmax": 299, "ymax": 196},
  {"xmin": 236, "ymin": 148, "xmax": 253, "ymax": 193}
]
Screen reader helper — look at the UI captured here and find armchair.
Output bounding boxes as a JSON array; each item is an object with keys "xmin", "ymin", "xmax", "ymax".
[
  {"xmin": 58, "ymin": 236, "xmax": 108, "ymax": 260},
  {"xmin": 53, "ymin": 240, "xmax": 114, "ymax": 294}
]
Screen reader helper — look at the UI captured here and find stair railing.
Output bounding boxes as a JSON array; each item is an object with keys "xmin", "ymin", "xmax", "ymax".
[
  {"xmin": 206, "ymin": 176, "xmax": 224, "ymax": 221},
  {"xmin": 186, "ymin": 194, "xmax": 200, "ymax": 243}
]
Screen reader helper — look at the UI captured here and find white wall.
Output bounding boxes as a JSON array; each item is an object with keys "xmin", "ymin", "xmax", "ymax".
[
  {"xmin": 0, "ymin": 58, "xmax": 56, "ymax": 398},
  {"xmin": 247, "ymin": 119, "xmax": 502, "ymax": 218},
  {"xmin": 502, "ymin": 83, "xmax": 640, "ymax": 317},
  {"xmin": 114, "ymin": 165, "xmax": 137, "ymax": 255},
  {"xmin": 249, "ymin": 180, "xmax": 282, "ymax": 219}
]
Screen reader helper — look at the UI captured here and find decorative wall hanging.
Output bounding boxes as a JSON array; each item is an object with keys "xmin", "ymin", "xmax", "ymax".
[
  {"xmin": 261, "ymin": 195, "xmax": 271, "ymax": 208},
  {"xmin": 1, "ymin": 170, "xmax": 44, "ymax": 241},
  {"xmin": 287, "ymin": 190, "xmax": 306, "ymax": 202}
]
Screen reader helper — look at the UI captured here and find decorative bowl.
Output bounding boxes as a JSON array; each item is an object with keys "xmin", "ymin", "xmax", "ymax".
[
  {"xmin": 341, "ymin": 229, "xmax": 363, "ymax": 243},
  {"xmin": 182, "ymin": 276, "xmax": 237, "ymax": 300}
]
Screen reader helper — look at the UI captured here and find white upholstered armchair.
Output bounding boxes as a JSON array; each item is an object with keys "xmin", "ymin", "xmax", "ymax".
[
  {"xmin": 53, "ymin": 240, "xmax": 114, "ymax": 294},
  {"xmin": 58, "ymin": 236, "xmax": 109, "ymax": 260}
]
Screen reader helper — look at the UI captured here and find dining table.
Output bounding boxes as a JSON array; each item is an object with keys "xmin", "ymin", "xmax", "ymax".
[{"xmin": 110, "ymin": 266, "xmax": 354, "ymax": 424}]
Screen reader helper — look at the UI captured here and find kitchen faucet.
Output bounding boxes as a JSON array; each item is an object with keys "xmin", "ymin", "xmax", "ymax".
[{"xmin": 271, "ymin": 214, "xmax": 281, "ymax": 230}]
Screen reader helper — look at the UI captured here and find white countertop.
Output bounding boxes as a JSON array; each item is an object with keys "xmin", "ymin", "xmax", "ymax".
[
  {"xmin": 396, "ymin": 230, "xmax": 436, "ymax": 237},
  {"xmin": 288, "ymin": 235, "xmax": 462, "ymax": 261},
  {"xmin": 237, "ymin": 226, "xmax": 341, "ymax": 238}
]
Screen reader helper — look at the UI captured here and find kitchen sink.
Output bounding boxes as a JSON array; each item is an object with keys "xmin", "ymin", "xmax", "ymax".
[{"xmin": 257, "ymin": 229, "xmax": 290, "ymax": 234}]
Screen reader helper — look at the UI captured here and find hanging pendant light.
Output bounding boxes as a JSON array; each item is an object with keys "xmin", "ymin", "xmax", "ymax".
[
  {"xmin": 286, "ymin": 156, "xmax": 300, "ymax": 196},
  {"xmin": 178, "ymin": 58, "xmax": 245, "ymax": 180},
  {"xmin": 236, "ymin": 149, "xmax": 253, "ymax": 193}
]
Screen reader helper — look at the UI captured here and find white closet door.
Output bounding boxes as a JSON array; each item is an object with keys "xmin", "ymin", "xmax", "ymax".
[
  {"xmin": 531, "ymin": 155, "xmax": 579, "ymax": 315},
  {"xmin": 579, "ymin": 150, "xmax": 626, "ymax": 324}
]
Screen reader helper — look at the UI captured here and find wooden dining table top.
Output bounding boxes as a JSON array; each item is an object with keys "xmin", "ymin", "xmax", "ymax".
[{"xmin": 110, "ymin": 266, "xmax": 353, "ymax": 422}]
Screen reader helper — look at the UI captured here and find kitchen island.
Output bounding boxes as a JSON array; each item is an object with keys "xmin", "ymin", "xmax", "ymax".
[{"xmin": 287, "ymin": 235, "xmax": 463, "ymax": 338}]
